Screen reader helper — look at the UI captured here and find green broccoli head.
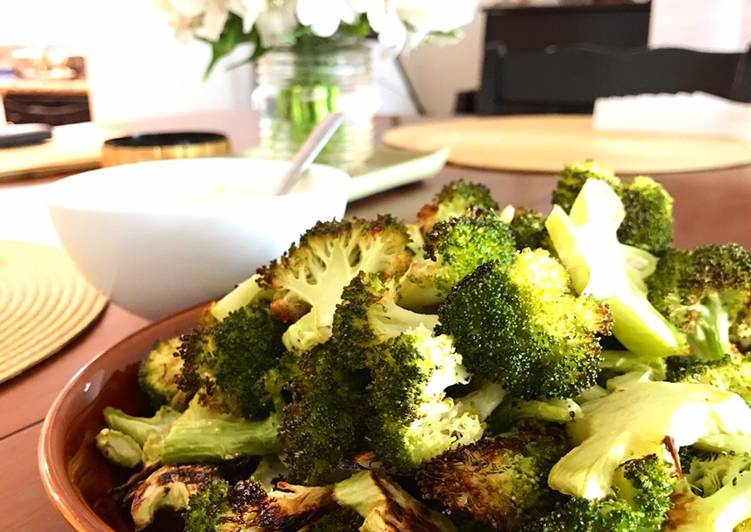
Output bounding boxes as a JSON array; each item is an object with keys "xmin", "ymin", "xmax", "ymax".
[
  {"xmin": 438, "ymin": 249, "xmax": 612, "ymax": 399},
  {"xmin": 366, "ymin": 325, "xmax": 504, "ymax": 472},
  {"xmin": 308, "ymin": 506, "xmax": 363, "ymax": 532},
  {"xmin": 648, "ymin": 244, "xmax": 751, "ymax": 361},
  {"xmin": 138, "ymin": 337, "xmax": 190, "ymax": 411},
  {"xmin": 399, "ymin": 208, "xmax": 517, "ymax": 312},
  {"xmin": 668, "ymin": 452, "xmax": 751, "ymax": 531},
  {"xmin": 417, "ymin": 424, "xmax": 569, "ymax": 530},
  {"xmin": 331, "ymin": 272, "xmax": 438, "ymax": 367},
  {"xmin": 279, "ymin": 342, "xmax": 369, "ymax": 485},
  {"xmin": 257, "ymin": 216, "xmax": 413, "ymax": 353},
  {"xmin": 524, "ymin": 455, "xmax": 676, "ymax": 532},
  {"xmin": 552, "ymin": 160, "xmax": 621, "ymax": 213},
  {"xmin": 508, "ymin": 207, "xmax": 554, "ymax": 252},
  {"xmin": 666, "ymin": 353, "xmax": 751, "ymax": 404},
  {"xmin": 617, "ymin": 176, "xmax": 674, "ymax": 255},
  {"xmin": 417, "ymin": 180, "xmax": 499, "ymax": 235}
]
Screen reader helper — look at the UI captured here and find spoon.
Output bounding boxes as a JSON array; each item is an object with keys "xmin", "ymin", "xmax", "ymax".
[{"xmin": 275, "ymin": 113, "xmax": 345, "ymax": 195}]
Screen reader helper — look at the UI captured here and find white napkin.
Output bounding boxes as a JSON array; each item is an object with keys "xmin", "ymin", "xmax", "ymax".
[{"xmin": 593, "ymin": 92, "xmax": 751, "ymax": 142}]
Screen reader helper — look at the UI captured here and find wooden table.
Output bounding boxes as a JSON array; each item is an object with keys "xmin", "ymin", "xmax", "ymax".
[{"xmin": 1, "ymin": 111, "xmax": 751, "ymax": 531}]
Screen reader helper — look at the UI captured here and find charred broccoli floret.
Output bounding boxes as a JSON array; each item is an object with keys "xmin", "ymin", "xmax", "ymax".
[
  {"xmin": 130, "ymin": 464, "xmax": 221, "ymax": 529},
  {"xmin": 438, "ymin": 249, "xmax": 612, "ymax": 399},
  {"xmin": 100, "ymin": 399, "xmax": 279, "ymax": 468},
  {"xmin": 331, "ymin": 272, "xmax": 438, "ymax": 368},
  {"xmin": 280, "ymin": 341, "xmax": 369, "ymax": 485},
  {"xmin": 617, "ymin": 176, "xmax": 674, "ymax": 256},
  {"xmin": 507, "ymin": 206, "xmax": 553, "ymax": 252},
  {"xmin": 552, "ymin": 161, "xmax": 621, "ymax": 214},
  {"xmin": 309, "ymin": 506, "xmax": 363, "ymax": 532},
  {"xmin": 399, "ymin": 208, "xmax": 516, "ymax": 312},
  {"xmin": 547, "ymin": 178, "xmax": 685, "ymax": 358},
  {"xmin": 525, "ymin": 455, "xmax": 676, "ymax": 532},
  {"xmin": 417, "ymin": 424, "xmax": 569, "ymax": 530},
  {"xmin": 417, "ymin": 180, "xmax": 499, "ymax": 236},
  {"xmin": 648, "ymin": 244, "xmax": 751, "ymax": 361},
  {"xmin": 367, "ymin": 325, "xmax": 504, "ymax": 472},
  {"xmin": 334, "ymin": 471, "xmax": 456, "ymax": 532},
  {"xmin": 138, "ymin": 337, "xmax": 190, "ymax": 410},
  {"xmin": 184, "ymin": 477, "xmax": 336, "ymax": 532},
  {"xmin": 666, "ymin": 353, "xmax": 751, "ymax": 404},
  {"xmin": 257, "ymin": 216, "xmax": 413, "ymax": 353},
  {"xmin": 668, "ymin": 452, "xmax": 751, "ymax": 531}
]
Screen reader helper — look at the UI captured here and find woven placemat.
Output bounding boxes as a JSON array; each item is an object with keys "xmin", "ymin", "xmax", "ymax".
[
  {"xmin": 383, "ymin": 115, "xmax": 751, "ymax": 174},
  {"xmin": 0, "ymin": 241, "xmax": 108, "ymax": 383}
]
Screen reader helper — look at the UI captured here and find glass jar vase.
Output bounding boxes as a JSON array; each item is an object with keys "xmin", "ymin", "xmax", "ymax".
[{"xmin": 252, "ymin": 42, "xmax": 379, "ymax": 169}]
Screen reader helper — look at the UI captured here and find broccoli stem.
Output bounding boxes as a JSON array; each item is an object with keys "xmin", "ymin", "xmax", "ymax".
[
  {"xmin": 688, "ymin": 293, "xmax": 732, "ymax": 361},
  {"xmin": 103, "ymin": 406, "xmax": 179, "ymax": 445},
  {"xmin": 161, "ymin": 409, "xmax": 280, "ymax": 464},
  {"xmin": 693, "ymin": 471, "xmax": 751, "ymax": 531}
]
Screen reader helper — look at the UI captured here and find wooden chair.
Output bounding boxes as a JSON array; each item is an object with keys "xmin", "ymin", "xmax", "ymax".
[{"xmin": 476, "ymin": 45, "xmax": 751, "ymax": 116}]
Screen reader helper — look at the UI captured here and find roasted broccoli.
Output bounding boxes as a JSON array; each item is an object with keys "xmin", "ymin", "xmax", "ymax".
[
  {"xmin": 184, "ymin": 477, "xmax": 336, "ymax": 532},
  {"xmin": 546, "ymin": 178, "xmax": 685, "ymax": 358},
  {"xmin": 617, "ymin": 176, "xmax": 674, "ymax": 256},
  {"xmin": 130, "ymin": 464, "xmax": 221, "ymax": 529},
  {"xmin": 257, "ymin": 216, "xmax": 413, "ymax": 353},
  {"xmin": 308, "ymin": 506, "xmax": 363, "ymax": 532},
  {"xmin": 438, "ymin": 249, "xmax": 612, "ymax": 399},
  {"xmin": 648, "ymin": 244, "xmax": 751, "ymax": 361},
  {"xmin": 666, "ymin": 352, "xmax": 751, "ymax": 404},
  {"xmin": 599, "ymin": 350, "xmax": 668, "ymax": 381},
  {"xmin": 100, "ymin": 398, "xmax": 279, "ymax": 467},
  {"xmin": 667, "ymin": 452, "xmax": 751, "ymax": 531},
  {"xmin": 95, "ymin": 429, "xmax": 143, "ymax": 468},
  {"xmin": 334, "ymin": 470, "xmax": 456, "ymax": 532},
  {"xmin": 417, "ymin": 424, "xmax": 569, "ymax": 530},
  {"xmin": 366, "ymin": 324, "xmax": 504, "ymax": 472},
  {"xmin": 331, "ymin": 272, "xmax": 438, "ymax": 367},
  {"xmin": 552, "ymin": 161, "xmax": 621, "ymax": 214},
  {"xmin": 487, "ymin": 397, "xmax": 582, "ymax": 434},
  {"xmin": 525, "ymin": 455, "xmax": 676, "ymax": 532},
  {"xmin": 398, "ymin": 207, "xmax": 516, "ymax": 311},
  {"xmin": 507, "ymin": 206, "xmax": 553, "ymax": 252},
  {"xmin": 279, "ymin": 341, "xmax": 369, "ymax": 485},
  {"xmin": 549, "ymin": 375, "xmax": 751, "ymax": 499},
  {"xmin": 552, "ymin": 162, "xmax": 673, "ymax": 255},
  {"xmin": 139, "ymin": 337, "xmax": 190, "ymax": 410},
  {"xmin": 417, "ymin": 180, "xmax": 499, "ymax": 236}
]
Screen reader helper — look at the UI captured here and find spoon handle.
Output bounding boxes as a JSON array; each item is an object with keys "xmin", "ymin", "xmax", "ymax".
[{"xmin": 276, "ymin": 113, "xmax": 345, "ymax": 195}]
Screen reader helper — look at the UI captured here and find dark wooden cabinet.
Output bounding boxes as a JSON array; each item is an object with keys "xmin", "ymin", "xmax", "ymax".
[{"xmin": 3, "ymin": 93, "xmax": 91, "ymax": 126}]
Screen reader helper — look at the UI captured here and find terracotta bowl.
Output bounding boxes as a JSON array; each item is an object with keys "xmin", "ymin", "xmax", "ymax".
[{"xmin": 38, "ymin": 304, "xmax": 205, "ymax": 531}]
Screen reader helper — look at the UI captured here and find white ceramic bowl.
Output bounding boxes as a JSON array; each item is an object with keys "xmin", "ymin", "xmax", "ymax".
[{"xmin": 48, "ymin": 158, "xmax": 350, "ymax": 319}]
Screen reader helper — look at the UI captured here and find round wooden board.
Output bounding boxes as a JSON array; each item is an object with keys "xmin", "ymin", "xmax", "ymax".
[
  {"xmin": 0, "ymin": 241, "xmax": 108, "ymax": 383},
  {"xmin": 383, "ymin": 115, "xmax": 751, "ymax": 174}
]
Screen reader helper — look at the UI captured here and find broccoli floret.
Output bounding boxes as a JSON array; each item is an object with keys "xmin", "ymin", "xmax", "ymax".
[
  {"xmin": 525, "ymin": 455, "xmax": 676, "ymax": 532},
  {"xmin": 549, "ymin": 375, "xmax": 751, "ymax": 499},
  {"xmin": 648, "ymin": 244, "xmax": 751, "ymax": 361},
  {"xmin": 399, "ymin": 208, "xmax": 517, "ymax": 311},
  {"xmin": 507, "ymin": 206, "xmax": 554, "ymax": 252},
  {"xmin": 280, "ymin": 341, "xmax": 369, "ymax": 485},
  {"xmin": 668, "ymin": 452, "xmax": 751, "ymax": 531},
  {"xmin": 184, "ymin": 477, "xmax": 336, "ymax": 532},
  {"xmin": 599, "ymin": 350, "xmax": 668, "ymax": 381},
  {"xmin": 417, "ymin": 424, "xmax": 569, "ymax": 530},
  {"xmin": 331, "ymin": 272, "xmax": 438, "ymax": 367},
  {"xmin": 95, "ymin": 429, "xmax": 142, "ymax": 468},
  {"xmin": 210, "ymin": 273, "xmax": 271, "ymax": 321},
  {"xmin": 417, "ymin": 180, "xmax": 499, "ymax": 235},
  {"xmin": 138, "ymin": 337, "xmax": 190, "ymax": 411},
  {"xmin": 546, "ymin": 178, "xmax": 686, "ymax": 358},
  {"xmin": 438, "ymin": 249, "xmax": 612, "ymax": 399},
  {"xmin": 334, "ymin": 471, "xmax": 456, "ymax": 532},
  {"xmin": 309, "ymin": 506, "xmax": 363, "ymax": 532},
  {"xmin": 366, "ymin": 325, "xmax": 504, "ymax": 472},
  {"xmin": 552, "ymin": 160, "xmax": 621, "ymax": 214},
  {"xmin": 667, "ymin": 353, "xmax": 751, "ymax": 404},
  {"xmin": 617, "ymin": 176, "xmax": 674, "ymax": 255},
  {"xmin": 257, "ymin": 216, "xmax": 413, "ymax": 353},
  {"xmin": 100, "ymin": 399, "xmax": 280, "ymax": 467},
  {"xmin": 130, "ymin": 464, "xmax": 221, "ymax": 529},
  {"xmin": 487, "ymin": 397, "xmax": 582, "ymax": 434}
]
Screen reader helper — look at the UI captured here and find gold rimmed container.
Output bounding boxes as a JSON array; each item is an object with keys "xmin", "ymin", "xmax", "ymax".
[{"xmin": 101, "ymin": 131, "xmax": 231, "ymax": 167}]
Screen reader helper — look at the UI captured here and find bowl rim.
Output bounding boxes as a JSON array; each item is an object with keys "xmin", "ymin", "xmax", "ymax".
[
  {"xmin": 38, "ymin": 302, "xmax": 207, "ymax": 532},
  {"xmin": 46, "ymin": 157, "xmax": 352, "ymax": 215}
]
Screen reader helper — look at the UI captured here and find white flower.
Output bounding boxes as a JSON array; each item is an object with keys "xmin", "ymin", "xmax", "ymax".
[
  {"xmin": 396, "ymin": 0, "xmax": 478, "ymax": 34},
  {"xmin": 254, "ymin": 0, "xmax": 299, "ymax": 47},
  {"xmin": 296, "ymin": 0, "xmax": 362, "ymax": 38}
]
